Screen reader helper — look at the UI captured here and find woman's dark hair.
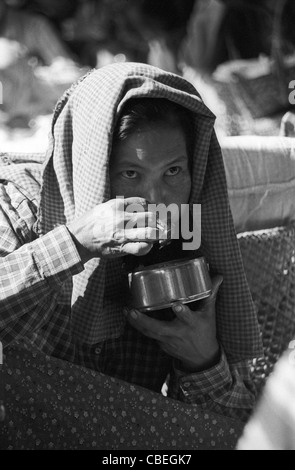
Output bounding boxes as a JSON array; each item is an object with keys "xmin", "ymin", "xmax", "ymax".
[{"xmin": 112, "ymin": 98, "xmax": 194, "ymax": 161}]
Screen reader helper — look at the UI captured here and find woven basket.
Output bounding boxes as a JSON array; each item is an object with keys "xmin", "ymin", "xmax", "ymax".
[{"xmin": 238, "ymin": 223, "xmax": 295, "ymax": 394}]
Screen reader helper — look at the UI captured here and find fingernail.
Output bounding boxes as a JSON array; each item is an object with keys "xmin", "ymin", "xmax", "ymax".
[
  {"xmin": 174, "ymin": 304, "xmax": 183, "ymax": 313},
  {"xmin": 130, "ymin": 310, "xmax": 138, "ymax": 320}
]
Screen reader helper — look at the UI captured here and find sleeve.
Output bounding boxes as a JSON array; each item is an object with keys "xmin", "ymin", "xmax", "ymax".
[
  {"xmin": 0, "ymin": 225, "xmax": 84, "ymax": 346},
  {"xmin": 167, "ymin": 347, "xmax": 257, "ymax": 422}
]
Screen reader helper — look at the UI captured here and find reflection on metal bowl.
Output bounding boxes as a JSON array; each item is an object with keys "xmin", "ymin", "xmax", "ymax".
[{"xmin": 128, "ymin": 257, "xmax": 212, "ymax": 312}]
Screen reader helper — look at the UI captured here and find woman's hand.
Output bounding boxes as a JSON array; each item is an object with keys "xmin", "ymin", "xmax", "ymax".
[
  {"xmin": 124, "ymin": 275, "xmax": 223, "ymax": 372},
  {"xmin": 67, "ymin": 197, "xmax": 160, "ymax": 264}
]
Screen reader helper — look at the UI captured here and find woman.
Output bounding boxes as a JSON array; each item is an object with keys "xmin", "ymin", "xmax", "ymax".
[{"xmin": 0, "ymin": 62, "xmax": 262, "ymax": 421}]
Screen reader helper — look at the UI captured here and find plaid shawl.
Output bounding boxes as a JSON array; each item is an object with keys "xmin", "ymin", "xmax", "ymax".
[{"xmin": 33, "ymin": 62, "xmax": 262, "ymax": 361}]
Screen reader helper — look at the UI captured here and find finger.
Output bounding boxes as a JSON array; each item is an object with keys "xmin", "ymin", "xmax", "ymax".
[
  {"xmin": 102, "ymin": 242, "xmax": 154, "ymax": 257},
  {"xmin": 117, "ymin": 226, "xmax": 160, "ymax": 242},
  {"xmin": 124, "ymin": 308, "xmax": 173, "ymax": 339},
  {"xmin": 109, "ymin": 197, "xmax": 148, "ymax": 217},
  {"xmin": 171, "ymin": 302, "xmax": 193, "ymax": 323},
  {"xmin": 123, "ymin": 203, "xmax": 171, "ymax": 241},
  {"xmin": 121, "ymin": 241, "xmax": 154, "ymax": 256},
  {"xmin": 123, "ymin": 197, "xmax": 148, "ymax": 210},
  {"xmin": 123, "ymin": 211, "xmax": 157, "ymax": 229},
  {"xmin": 124, "ymin": 212, "xmax": 170, "ymax": 241}
]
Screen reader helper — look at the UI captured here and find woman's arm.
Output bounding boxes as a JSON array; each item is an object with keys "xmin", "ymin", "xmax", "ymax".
[
  {"xmin": 0, "ymin": 181, "xmax": 83, "ymax": 346},
  {"xmin": 0, "ymin": 182, "xmax": 159, "ymax": 346},
  {"xmin": 168, "ymin": 350, "xmax": 257, "ymax": 422},
  {"xmin": 0, "ymin": 225, "xmax": 84, "ymax": 346}
]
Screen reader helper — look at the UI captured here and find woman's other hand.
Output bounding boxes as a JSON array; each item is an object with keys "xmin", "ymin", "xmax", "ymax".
[{"xmin": 124, "ymin": 275, "xmax": 223, "ymax": 372}]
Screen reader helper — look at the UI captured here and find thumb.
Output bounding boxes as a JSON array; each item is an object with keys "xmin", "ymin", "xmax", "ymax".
[{"xmin": 171, "ymin": 302, "xmax": 192, "ymax": 323}]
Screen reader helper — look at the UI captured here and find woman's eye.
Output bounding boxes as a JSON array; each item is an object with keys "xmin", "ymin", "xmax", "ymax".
[
  {"xmin": 165, "ymin": 166, "xmax": 180, "ymax": 176},
  {"xmin": 121, "ymin": 170, "xmax": 137, "ymax": 179}
]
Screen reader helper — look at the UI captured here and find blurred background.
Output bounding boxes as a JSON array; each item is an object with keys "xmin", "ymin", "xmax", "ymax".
[{"xmin": 1, "ymin": 0, "xmax": 295, "ymax": 152}]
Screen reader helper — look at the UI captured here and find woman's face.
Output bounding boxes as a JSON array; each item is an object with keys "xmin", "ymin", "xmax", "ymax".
[{"xmin": 110, "ymin": 123, "xmax": 191, "ymax": 208}]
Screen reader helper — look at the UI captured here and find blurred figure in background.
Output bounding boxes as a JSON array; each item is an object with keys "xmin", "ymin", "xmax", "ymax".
[
  {"xmin": 0, "ymin": 0, "xmax": 75, "ymax": 65},
  {"xmin": 181, "ymin": 0, "xmax": 295, "ymax": 75},
  {"xmin": 0, "ymin": 0, "xmax": 84, "ymax": 127},
  {"xmin": 2, "ymin": 0, "xmax": 294, "ymax": 133},
  {"xmin": 180, "ymin": 0, "xmax": 295, "ymax": 138},
  {"xmin": 61, "ymin": 0, "xmax": 196, "ymax": 73},
  {"xmin": 62, "ymin": 0, "xmax": 149, "ymax": 68},
  {"xmin": 136, "ymin": 0, "xmax": 196, "ymax": 74},
  {"xmin": 180, "ymin": 0, "xmax": 227, "ymax": 75},
  {"xmin": 19, "ymin": 0, "xmax": 79, "ymax": 31}
]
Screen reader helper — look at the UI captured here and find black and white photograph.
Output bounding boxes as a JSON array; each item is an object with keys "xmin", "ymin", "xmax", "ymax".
[{"xmin": 0, "ymin": 0, "xmax": 295, "ymax": 453}]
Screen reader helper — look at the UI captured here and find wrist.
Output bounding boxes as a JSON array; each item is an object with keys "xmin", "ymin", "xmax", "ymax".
[
  {"xmin": 179, "ymin": 346, "xmax": 221, "ymax": 373},
  {"xmin": 66, "ymin": 225, "xmax": 93, "ymax": 264}
]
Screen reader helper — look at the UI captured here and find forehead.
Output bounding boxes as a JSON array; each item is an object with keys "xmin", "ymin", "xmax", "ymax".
[{"xmin": 111, "ymin": 123, "xmax": 188, "ymax": 167}]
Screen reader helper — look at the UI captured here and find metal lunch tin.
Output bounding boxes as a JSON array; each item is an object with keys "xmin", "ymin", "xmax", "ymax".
[{"xmin": 128, "ymin": 257, "xmax": 212, "ymax": 312}]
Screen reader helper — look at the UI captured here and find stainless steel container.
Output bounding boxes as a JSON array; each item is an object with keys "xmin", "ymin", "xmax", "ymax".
[{"xmin": 128, "ymin": 257, "xmax": 212, "ymax": 312}]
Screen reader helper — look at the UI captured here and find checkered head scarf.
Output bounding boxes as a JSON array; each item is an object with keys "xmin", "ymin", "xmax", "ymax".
[{"xmin": 36, "ymin": 62, "xmax": 262, "ymax": 361}]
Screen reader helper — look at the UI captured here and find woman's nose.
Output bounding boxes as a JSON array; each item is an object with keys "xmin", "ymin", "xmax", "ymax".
[{"xmin": 140, "ymin": 183, "xmax": 165, "ymax": 205}]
